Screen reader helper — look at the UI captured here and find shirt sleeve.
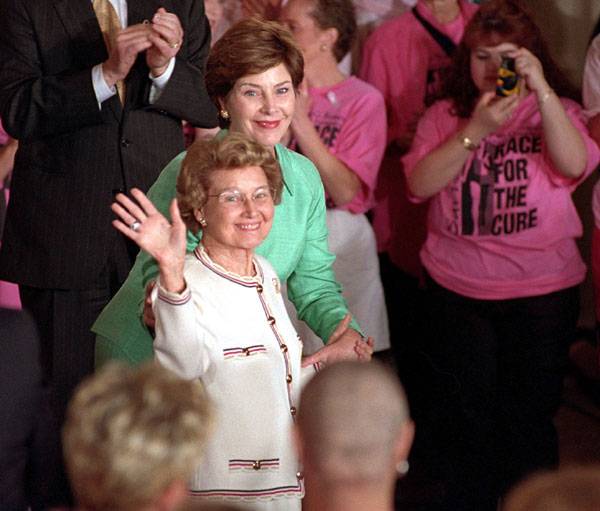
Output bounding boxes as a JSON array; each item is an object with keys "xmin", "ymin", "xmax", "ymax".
[
  {"xmin": 359, "ymin": 25, "xmax": 395, "ymax": 144},
  {"xmin": 92, "ymin": 54, "xmax": 176, "ymax": 108},
  {"xmin": 285, "ymin": 160, "xmax": 363, "ymax": 342},
  {"xmin": 147, "ymin": 0, "xmax": 217, "ymax": 127},
  {"xmin": 402, "ymin": 100, "xmax": 455, "ymax": 203},
  {"xmin": 153, "ymin": 279, "xmax": 214, "ymax": 380},
  {"xmin": 359, "ymin": 27, "xmax": 390, "ymax": 100},
  {"xmin": 148, "ymin": 57, "xmax": 176, "ymax": 103},
  {"xmin": 335, "ymin": 88, "xmax": 387, "ymax": 214},
  {"xmin": 0, "ymin": 0, "xmax": 104, "ymax": 139},
  {"xmin": 541, "ymin": 98, "xmax": 600, "ymax": 190},
  {"xmin": 92, "ymin": 64, "xmax": 117, "ymax": 108}
]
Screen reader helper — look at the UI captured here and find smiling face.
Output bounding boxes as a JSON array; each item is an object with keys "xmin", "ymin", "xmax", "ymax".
[
  {"xmin": 220, "ymin": 63, "xmax": 296, "ymax": 153},
  {"xmin": 196, "ymin": 166, "xmax": 275, "ymax": 260},
  {"xmin": 470, "ymin": 41, "xmax": 519, "ymax": 93}
]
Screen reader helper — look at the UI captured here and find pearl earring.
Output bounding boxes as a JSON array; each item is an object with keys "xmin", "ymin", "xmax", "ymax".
[
  {"xmin": 320, "ymin": 44, "xmax": 328, "ymax": 52},
  {"xmin": 396, "ymin": 460, "xmax": 409, "ymax": 476},
  {"xmin": 220, "ymin": 109, "xmax": 230, "ymax": 120}
]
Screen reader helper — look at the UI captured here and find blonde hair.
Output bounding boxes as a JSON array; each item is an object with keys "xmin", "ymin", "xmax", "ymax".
[
  {"xmin": 177, "ymin": 132, "xmax": 283, "ymax": 233},
  {"xmin": 297, "ymin": 360, "xmax": 410, "ymax": 483},
  {"xmin": 63, "ymin": 362, "xmax": 212, "ymax": 511}
]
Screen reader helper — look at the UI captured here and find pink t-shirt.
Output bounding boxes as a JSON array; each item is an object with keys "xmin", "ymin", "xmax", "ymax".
[
  {"xmin": 295, "ymin": 76, "xmax": 387, "ymax": 214},
  {"xmin": 359, "ymin": 0, "xmax": 478, "ymax": 271},
  {"xmin": 403, "ymin": 94, "xmax": 600, "ymax": 300},
  {"xmin": 360, "ymin": 0, "xmax": 478, "ymax": 145}
]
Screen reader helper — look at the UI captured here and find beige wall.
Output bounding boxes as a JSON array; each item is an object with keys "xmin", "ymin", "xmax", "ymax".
[
  {"xmin": 522, "ymin": 0, "xmax": 600, "ymax": 87},
  {"xmin": 522, "ymin": 0, "xmax": 600, "ymax": 328}
]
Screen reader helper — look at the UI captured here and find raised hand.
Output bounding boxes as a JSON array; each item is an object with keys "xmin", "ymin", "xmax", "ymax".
[
  {"xmin": 112, "ymin": 189, "xmax": 187, "ymax": 293},
  {"xmin": 511, "ymin": 47, "xmax": 548, "ymax": 97},
  {"xmin": 469, "ymin": 90, "xmax": 520, "ymax": 136}
]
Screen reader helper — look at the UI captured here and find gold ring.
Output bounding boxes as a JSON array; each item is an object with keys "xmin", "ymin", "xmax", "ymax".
[{"xmin": 169, "ymin": 41, "xmax": 180, "ymax": 49}]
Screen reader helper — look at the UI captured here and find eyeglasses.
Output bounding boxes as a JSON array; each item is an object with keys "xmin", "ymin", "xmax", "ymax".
[{"xmin": 207, "ymin": 187, "xmax": 274, "ymax": 207}]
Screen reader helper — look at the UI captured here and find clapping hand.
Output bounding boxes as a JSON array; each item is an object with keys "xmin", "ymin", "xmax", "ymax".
[{"xmin": 146, "ymin": 7, "xmax": 184, "ymax": 77}]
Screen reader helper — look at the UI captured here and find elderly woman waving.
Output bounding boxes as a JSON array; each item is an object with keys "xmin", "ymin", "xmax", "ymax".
[{"xmin": 112, "ymin": 133, "xmax": 322, "ymax": 510}]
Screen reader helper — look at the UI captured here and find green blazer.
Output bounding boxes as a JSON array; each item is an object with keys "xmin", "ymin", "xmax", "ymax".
[{"xmin": 93, "ymin": 139, "xmax": 361, "ymax": 366}]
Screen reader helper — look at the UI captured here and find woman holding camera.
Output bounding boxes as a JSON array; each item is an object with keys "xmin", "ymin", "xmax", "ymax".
[{"xmin": 404, "ymin": 1, "xmax": 600, "ymax": 509}]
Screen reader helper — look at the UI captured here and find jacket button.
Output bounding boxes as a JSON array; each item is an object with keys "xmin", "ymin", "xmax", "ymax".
[
  {"xmin": 268, "ymin": 316, "xmax": 276, "ymax": 325},
  {"xmin": 120, "ymin": 138, "xmax": 130, "ymax": 147},
  {"xmin": 242, "ymin": 347, "xmax": 249, "ymax": 356},
  {"xmin": 253, "ymin": 460, "xmax": 261, "ymax": 470},
  {"xmin": 281, "ymin": 344, "xmax": 288, "ymax": 353},
  {"xmin": 286, "ymin": 374, "xmax": 292, "ymax": 383},
  {"xmin": 256, "ymin": 284, "xmax": 263, "ymax": 293},
  {"xmin": 296, "ymin": 471, "xmax": 304, "ymax": 480},
  {"xmin": 290, "ymin": 406, "xmax": 297, "ymax": 416}
]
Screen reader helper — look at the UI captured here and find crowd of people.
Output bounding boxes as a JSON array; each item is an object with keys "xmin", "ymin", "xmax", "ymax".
[{"xmin": 1, "ymin": 0, "xmax": 600, "ymax": 510}]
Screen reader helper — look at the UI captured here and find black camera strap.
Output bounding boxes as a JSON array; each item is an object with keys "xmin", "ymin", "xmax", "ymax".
[{"xmin": 411, "ymin": 7, "xmax": 456, "ymax": 58}]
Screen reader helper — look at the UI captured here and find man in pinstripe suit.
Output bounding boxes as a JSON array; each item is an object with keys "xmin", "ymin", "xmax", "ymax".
[{"xmin": 0, "ymin": 1, "xmax": 216, "ymax": 503}]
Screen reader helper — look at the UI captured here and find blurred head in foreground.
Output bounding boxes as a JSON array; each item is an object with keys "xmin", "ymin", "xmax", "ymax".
[
  {"xmin": 502, "ymin": 465, "xmax": 600, "ymax": 511},
  {"xmin": 63, "ymin": 362, "xmax": 212, "ymax": 511},
  {"xmin": 296, "ymin": 361, "xmax": 414, "ymax": 511}
]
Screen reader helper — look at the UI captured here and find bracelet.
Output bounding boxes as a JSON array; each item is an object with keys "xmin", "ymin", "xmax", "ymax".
[
  {"xmin": 457, "ymin": 134, "xmax": 479, "ymax": 151},
  {"xmin": 538, "ymin": 88, "xmax": 554, "ymax": 107}
]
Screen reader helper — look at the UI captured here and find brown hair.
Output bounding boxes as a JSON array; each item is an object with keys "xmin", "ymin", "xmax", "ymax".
[
  {"xmin": 308, "ymin": 0, "xmax": 357, "ymax": 63},
  {"xmin": 205, "ymin": 17, "xmax": 304, "ymax": 128},
  {"xmin": 177, "ymin": 132, "xmax": 283, "ymax": 233},
  {"xmin": 443, "ymin": 0, "xmax": 579, "ymax": 117}
]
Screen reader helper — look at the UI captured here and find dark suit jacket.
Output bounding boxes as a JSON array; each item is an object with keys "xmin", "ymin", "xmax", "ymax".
[{"xmin": 0, "ymin": 0, "xmax": 217, "ymax": 289}]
